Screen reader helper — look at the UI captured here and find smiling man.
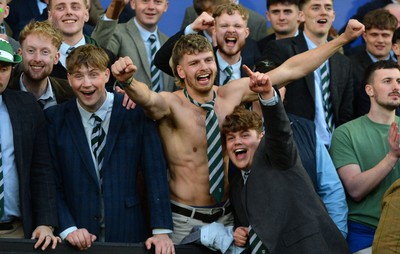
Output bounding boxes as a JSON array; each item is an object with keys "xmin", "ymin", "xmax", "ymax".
[
  {"xmin": 221, "ymin": 82, "xmax": 350, "ymax": 254},
  {"xmin": 349, "ymin": 9, "xmax": 398, "ymax": 118},
  {"xmin": 257, "ymin": 0, "xmax": 302, "ymax": 53},
  {"xmin": 111, "ymin": 19, "xmax": 364, "ymax": 245},
  {"xmin": 330, "ymin": 60, "xmax": 400, "ymax": 254},
  {"xmin": 262, "ymin": 0, "xmax": 354, "ymax": 147},
  {"xmin": 45, "ymin": 44, "xmax": 173, "ymax": 252},
  {"xmin": 8, "ymin": 20, "xmax": 73, "ymax": 109},
  {"xmin": 91, "ymin": 0, "xmax": 176, "ymax": 92},
  {"xmin": 47, "ymin": 0, "xmax": 117, "ymax": 88},
  {"xmin": 154, "ymin": 3, "xmax": 260, "ymax": 85}
]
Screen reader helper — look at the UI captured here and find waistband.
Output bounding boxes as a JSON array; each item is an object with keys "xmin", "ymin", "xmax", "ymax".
[{"xmin": 171, "ymin": 200, "xmax": 232, "ymax": 224}]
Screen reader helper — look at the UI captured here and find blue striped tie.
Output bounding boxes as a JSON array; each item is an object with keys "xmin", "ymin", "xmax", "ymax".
[
  {"xmin": 91, "ymin": 114, "xmax": 106, "ymax": 183},
  {"xmin": 149, "ymin": 34, "xmax": 161, "ymax": 92},
  {"xmin": 184, "ymin": 88, "xmax": 224, "ymax": 202},
  {"xmin": 321, "ymin": 63, "xmax": 334, "ymax": 132},
  {"xmin": 249, "ymin": 225, "xmax": 268, "ymax": 254},
  {"xmin": 0, "ymin": 143, "xmax": 3, "ymax": 218}
]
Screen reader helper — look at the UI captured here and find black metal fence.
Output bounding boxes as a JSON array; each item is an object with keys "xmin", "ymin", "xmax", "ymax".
[{"xmin": 0, "ymin": 239, "xmax": 219, "ymax": 253}]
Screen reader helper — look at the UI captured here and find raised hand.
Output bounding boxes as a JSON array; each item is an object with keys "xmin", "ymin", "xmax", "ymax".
[
  {"xmin": 388, "ymin": 122, "xmax": 400, "ymax": 158},
  {"xmin": 341, "ymin": 19, "xmax": 365, "ymax": 43},
  {"xmin": 243, "ymin": 64, "xmax": 273, "ymax": 99},
  {"xmin": 111, "ymin": 56, "xmax": 138, "ymax": 85},
  {"xmin": 191, "ymin": 12, "xmax": 215, "ymax": 32}
]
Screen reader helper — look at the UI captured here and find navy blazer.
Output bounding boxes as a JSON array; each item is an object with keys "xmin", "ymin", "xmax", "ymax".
[
  {"xmin": 262, "ymin": 33, "xmax": 354, "ymax": 126},
  {"xmin": 230, "ymin": 98, "xmax": 349, "ymax": 253},
  {"xmin": 2, "ymin": 89, "xmax": 57, "ymax": 238},
  {"xmin": 45, "ymin": 93, "xmax": 172, "ymax": 243}
]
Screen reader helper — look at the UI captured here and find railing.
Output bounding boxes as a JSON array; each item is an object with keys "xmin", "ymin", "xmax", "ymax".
[{"xmin": 0, "ymin": 239, "xmax": 219, "ymax": 253}]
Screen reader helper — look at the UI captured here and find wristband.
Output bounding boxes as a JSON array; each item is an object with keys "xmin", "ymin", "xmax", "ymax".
[{"xmin": 116, "ymin": 77, "xmax": 133, "ymax": 89}]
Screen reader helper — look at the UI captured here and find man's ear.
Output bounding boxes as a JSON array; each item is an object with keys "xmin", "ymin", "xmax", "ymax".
[
  {"xmin": 365, "ymin": 84, "xmax": 374, "ymax": 97},
  {"xmin": 176, "ymin": 65, "xmax": 185, "ymax": 79}
]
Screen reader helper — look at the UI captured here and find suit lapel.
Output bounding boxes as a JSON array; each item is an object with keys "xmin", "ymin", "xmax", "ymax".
[
  {"xmin": 128, "ymin": 20, "xmax": 152, "ymax": 80},
  {"xmin": 65, "ymin": 101, "xmax": 100, "ymax": 187},
  {"xmin": 102, "ymin": 94, "xmax": 125, "ymax": 168},
  {"xmin": 294, "ymin": 35, "xmax": 316, "ymax": 101},
  {"xmin": 3, "ymin": 91, "xmax": 23, "ymax": 178},
  {"xmin": 328, "ymin": 54, "xmax": 340, "ymax": 116},
  {"xmin": 158, "ymin": 31, "xmax": 173, "ymax": 91}
]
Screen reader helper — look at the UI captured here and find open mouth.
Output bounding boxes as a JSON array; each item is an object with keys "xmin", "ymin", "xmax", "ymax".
[
  {"xmin": 225, "ymin": 37, "xmax": 237, "ymax": 46},
  {"xmin": 234, "ymin": 148, "xmax": 247, "ymax": 159},
  {"xmin": 317, "ymin": 19, "xmax": 328, "ymax": 24},
  {"xmin": 196, "ymin": 73, "xmax": 211, "ymax": 82},
  {"xmin": 82, "ymin": 91, "xmax": 95, "ymax": 96}
]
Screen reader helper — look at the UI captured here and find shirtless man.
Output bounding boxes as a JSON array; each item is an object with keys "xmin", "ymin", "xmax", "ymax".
[{"xmin": 111, "ymin": 19, "xmax": 364, "ymax": 244}]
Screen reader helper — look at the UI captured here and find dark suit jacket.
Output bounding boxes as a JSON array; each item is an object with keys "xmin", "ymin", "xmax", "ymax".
[
  {"xmin": 349, "ymin": 49, "xmax": 373, "ymax": 118},
  {"xmin": 45, "ymin": 93, "xmax": 173, "ymax": 243},
  {"xmin": 5, "ymin": 0, "xmax": 40, "ymax": 39},
  {"xmin": 180, "ymin": 5, "xmax": 268, "ymax": 41},
  {"xmin": 154, "ymin": 29, "xmax": 260, "ymax": 84},
  {"xmin": 230, "ymin": 98, "xmax": 349, "ymax": 253},
  {"xmin": 262, "ymin": 33, "xmax": 354, "ymax": 126},
  {"xmin": 257, "ymin": 33, "xmax": 276, "ymax": 55},
  {"xmin": 8, "ymin": 69, "xmax": 74, "ymax": 105},
  {"xmin": 2, "ymin": 89, "xmax": 57, "ymax": 238}
]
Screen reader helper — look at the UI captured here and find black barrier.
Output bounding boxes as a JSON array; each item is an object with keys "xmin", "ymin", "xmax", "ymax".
[{"xmin": 0, "ymin": 239, "xmax": 220, "ymax": 253}]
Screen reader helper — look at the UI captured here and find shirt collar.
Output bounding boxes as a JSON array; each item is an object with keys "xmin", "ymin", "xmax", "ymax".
[
  {"xmin": 133, "ymin": 17, "xmax": 159, "ymax": 42},
  {"xmin": 19, "ymin": 73, "xmax": 55, "ymax": 101},
  {"xmin": 60, "ymin": 36, "xmax": 86, "ymax": 55},
  {"xmin": 216, "ymin": 50, "xmax": 242, "ymax": 71},
  {"xmin": 77, "ymin": 91, "xmax": 114, "ymax": 125},
  {"xmin": 366, "ymin": 50, "xmax": 392, "ymax": 63}
]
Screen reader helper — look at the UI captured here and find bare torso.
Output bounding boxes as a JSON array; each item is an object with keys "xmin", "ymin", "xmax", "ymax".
[{"xmin": 158, "ymin": 86, "xmax": 246, "ymax": 206}]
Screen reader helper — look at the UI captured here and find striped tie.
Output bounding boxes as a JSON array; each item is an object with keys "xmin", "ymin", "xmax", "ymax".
[
  {"xmin": 320, "ymin": 63, "xmax": 334, "ymax": 132},
  {"xmin": 0, "ymin": 143, "xmax": 3, "ymax": 218},
  {"xmin": 249, "ymin": 225, "xmax": 268, "ymax": 254},
  {"xmin": 66, "ymin": 46, "xmax": 75, "ymax": 56},
  {"xmin": 149, "ymin": 34, "xmax": 161, "ymax": 92},
  {"xmin": 222, "ymin": 65, "xmax": 233, "ymax": 85},
  {"xmin": 91, "ymin": 114, "xmax": 106, "ymax": 183},
  {"xmin": 184, "ymin": 88, "xmax": 224, "ymax": 202}
]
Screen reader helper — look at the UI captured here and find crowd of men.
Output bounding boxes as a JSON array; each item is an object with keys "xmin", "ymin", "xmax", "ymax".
[{"xmin": 0, "ymin": 0, "xmax": 399, "ymax": 254}]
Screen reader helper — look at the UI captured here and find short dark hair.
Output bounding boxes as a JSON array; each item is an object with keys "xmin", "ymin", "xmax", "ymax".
[
  {"xmin": 393, "ymin": 27, "xmax": 400, "ymax": 44},
  {"xmin": 363, "ymin": 9, "xmax": 397, "ymax": 32},
  {"xmin": 363, "ymin": 60, "xmax": 400, "ymax": 87},
  {"xmin": 298, "ymin": 0, "xmax": 333, "ymax": 10},
  {"xmin": 267, "ymin": 0, "xmax": 299, "ymax": 10}
]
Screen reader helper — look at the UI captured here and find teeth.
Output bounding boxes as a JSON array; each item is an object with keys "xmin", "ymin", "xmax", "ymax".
[
  {"xmin": 198, "ymin": 74, "xmax": 209, "ymax": 78},
  {"xmin": 234, "ymin": 148, "xmax": 246, "ymax": 155},
  {"xmin": 64, "ymin": 20, "xmax": 76, "ymax": 23}
]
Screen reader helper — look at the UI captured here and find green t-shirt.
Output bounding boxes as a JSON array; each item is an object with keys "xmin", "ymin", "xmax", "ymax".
[{"xmin": 330, "ymin": 115, "xmax": 400, "ymax": 229}]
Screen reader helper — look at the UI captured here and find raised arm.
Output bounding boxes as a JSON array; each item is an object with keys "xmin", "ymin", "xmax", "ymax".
[
  {"xmin": 267, "ymin": 19, "xmax": 364, "ymax": 87},
  {"xmin": 111, "ymin": 56, "xmax": 172, "ymax": 120}
]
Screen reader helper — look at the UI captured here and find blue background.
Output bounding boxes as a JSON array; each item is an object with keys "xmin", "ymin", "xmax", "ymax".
[{"xmin": 98, "ymin": 0, "xmax": 371, "ymax": 37}]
